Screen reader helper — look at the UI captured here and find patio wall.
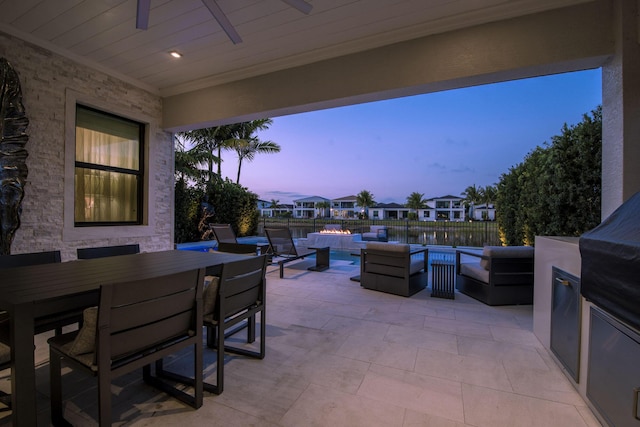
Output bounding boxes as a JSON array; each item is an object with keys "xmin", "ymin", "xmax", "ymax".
[{"xmin": 0, "ymin": 32, "xmax": 174, "ymax": 261}]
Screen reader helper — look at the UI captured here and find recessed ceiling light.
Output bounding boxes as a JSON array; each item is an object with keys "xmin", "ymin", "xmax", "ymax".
[{"xmin": 169, "ymin": 51, "xmax": 182, "ymax": 58}]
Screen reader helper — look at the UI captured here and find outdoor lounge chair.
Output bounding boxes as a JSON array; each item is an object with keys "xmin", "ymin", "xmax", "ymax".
[
  {"xmin": 359, "ymin": 242, "xmax": 428, "ymax": 297},
  {"xmin": 264, "ymin": 227, "xmax": 330, "ymax": 278},
  {"xmin": 209, "ymin": 223, "xmax": 264, "ymax": 255},
  {"xmin": 362, "ymin": 225, "xmax": 388, "ymax": 242},
  {"xmin": 455, "ymin": 246, "xmax": 534, "ymax": 305},
  {"xmin": 48, "ymin": 268, "xmax": 205, "ymax": 426}
]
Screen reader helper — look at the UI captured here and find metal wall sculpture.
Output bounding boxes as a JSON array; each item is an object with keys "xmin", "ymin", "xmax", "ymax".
[{"xmin": 0, "ymin": 58, "xmax": 29, "ymax": 255}]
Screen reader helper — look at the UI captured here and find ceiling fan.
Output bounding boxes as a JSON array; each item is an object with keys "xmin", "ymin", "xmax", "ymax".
[{"xmin": 136, "ymin": 0, "xmax": 313, "ymax": 44}]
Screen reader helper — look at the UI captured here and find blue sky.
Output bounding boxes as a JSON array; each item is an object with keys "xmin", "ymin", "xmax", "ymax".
[{"xmin": 220, "ymin": 69, "xmax": 602, "ymax": 205}]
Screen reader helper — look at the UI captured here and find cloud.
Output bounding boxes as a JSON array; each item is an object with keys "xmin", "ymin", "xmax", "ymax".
[
  {"xmin": 444, "ymin": 137, "xmax": 469, "ymax": 147},
  {"xmin": 426, "ymin": 162, "xmax": 447, "ymax": 170},
  {"xmin": 257, "ymin": 190, "xmax": 308, "ymax": 202},
  {"xmin": 450, "ymin": 165, "xmax": 476, "ymax": 174}
]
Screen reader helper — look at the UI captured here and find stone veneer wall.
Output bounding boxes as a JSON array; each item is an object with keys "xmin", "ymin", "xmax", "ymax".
[{"xmin": 0, "ymin": 32, "xmax": 173, "ymax": 261}]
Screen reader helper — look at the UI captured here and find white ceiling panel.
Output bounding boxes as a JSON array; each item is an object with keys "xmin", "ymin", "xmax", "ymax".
[{"xmin": 0, "ymin": 0, "xmax": 593, "ymax": 96}]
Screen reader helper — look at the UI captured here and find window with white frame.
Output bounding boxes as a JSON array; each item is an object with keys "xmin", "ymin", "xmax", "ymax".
[{"xmin": 74, "ymin": 105, "xmax": 143, "ymax": 225}]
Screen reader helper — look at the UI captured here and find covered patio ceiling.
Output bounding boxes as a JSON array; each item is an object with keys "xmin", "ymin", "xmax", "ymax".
[{"xmin": 1, "ymin": 0, "xmax": 592, "ymax": 98}]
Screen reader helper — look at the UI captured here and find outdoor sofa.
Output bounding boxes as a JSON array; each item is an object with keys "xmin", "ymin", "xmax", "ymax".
[
  {"xmin": 455, "ymin": 245, "xmax": 534, "ymax": 305},
  {"xmin": 359, "ymin": 242, "xmax": 428, "ymax": 297}
]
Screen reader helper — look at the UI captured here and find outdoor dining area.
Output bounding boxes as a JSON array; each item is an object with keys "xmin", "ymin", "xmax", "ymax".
[{"xmin": 0, "ymin": 240, "xmax": 599, "ymax": 426}]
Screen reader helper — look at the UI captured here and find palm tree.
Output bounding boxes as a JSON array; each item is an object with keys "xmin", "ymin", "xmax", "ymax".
[
  {"xmin": 461, "ymin": 184, "xmax": 482, "ymax": 220},
  {"xmin": 480, "ymin": 185, "xmax": 497, "ymax": 220},
  {"xmin": 316, "ymin": 200, "xmax": 330, "ymax": 218},
  {"xmin": 176, "ymin": 126, "xmax": 234, "ymax": 183},
  {"xmin": 174, "ymin": 137, "xmax": 207, "ymax": 183},
  {"xmin": 269, "ymin": 199, "xmax": 281, "ymax": 217},
  {"xmin": 269, "ymin": 199, "xmax": 281, "ymax": 209},
  {"xmin": 356, "ymin": 190, "xmax": 375, "ymax": 219},
  {"xmin": 406, "ymin": 192, "xmax": 426, "ymax": 220},
  {"xmin": 230, "ymin": 119, "xmax": 281, "ymax": 184}
]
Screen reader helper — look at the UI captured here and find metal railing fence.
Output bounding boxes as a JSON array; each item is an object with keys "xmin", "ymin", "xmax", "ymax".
[{"xmin": 258, "ymin": 218, "xmax": 500, "ymax": 247}]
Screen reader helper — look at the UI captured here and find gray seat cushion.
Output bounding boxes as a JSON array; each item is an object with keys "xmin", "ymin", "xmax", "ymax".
[
  {"xmin": 460, "ymin": 262, "xmax": 490, "ymax": 283},
  {"xmin": 410, "ymin": 260, "xmax": 425, "ymax": 275}
]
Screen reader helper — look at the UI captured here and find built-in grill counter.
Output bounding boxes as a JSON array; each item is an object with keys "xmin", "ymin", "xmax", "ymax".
[
  {"xmin": 533, "ymin": 236, "xmax": 587, "ymax": 389},
  {"xmin": 579, "ymin": 191, "xmax": 640, "ymax": 427},
  {"xmin": 550, "ymin": 267, "xmax": 581, "ymax": 383}
]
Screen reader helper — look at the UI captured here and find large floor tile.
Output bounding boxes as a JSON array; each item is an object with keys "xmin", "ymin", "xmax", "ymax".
[
  {"xmin": 415, "ymin": 348, "xmax": 513, "ymax": 392},
  {"xmin": 335, "ymin": 334, "xmax": 419, "ymax": 371},
  {"xmin": 461, "ymin": 383, "xmax": 592, "ymax": 427},
  {"xmin": 358, "ymin": 367, "xmax": 465, "ymax": 423},
  {"xmin": 280, "ymin": 383, "xmax": 405, "ymax": 427}
]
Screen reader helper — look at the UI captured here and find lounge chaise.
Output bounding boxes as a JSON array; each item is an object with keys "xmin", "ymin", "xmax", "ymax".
[
  {"xmin": 209, "ymin": 223, "xmax": 264, "ymax": 255},
  {"xmin": 264, "ymin": 227, "xmax": 330, "ymax": 278}
]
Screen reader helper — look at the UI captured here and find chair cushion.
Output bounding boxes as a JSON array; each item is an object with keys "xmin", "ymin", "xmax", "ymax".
[
  {"xmin": 68, "ymin": 307, "xmax": 98, "ymax": 356},
  {"xmin": 370, "ymin": 226, "xmax": 386, "ymax": 232},
  {"xmin": 479, "ymin": 246, "xmax": 534, "ymax": 270},
  {"xmin": 366, "ymin": 242, "xmax": 409, "ymax": 252},
  {"xmin": 203, "ymin": 275, "xmax": 220, "ymax": 324},
  {"xmin": 460, "ymin": 262, "xmax": 490, "ymax": 283},
  {"xmin": 409, "ymin": 259, "xmax": 425, "ymax": 275}
]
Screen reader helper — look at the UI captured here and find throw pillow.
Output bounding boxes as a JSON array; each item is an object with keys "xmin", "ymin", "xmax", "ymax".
[
  {"xmin": 68, "ymin": 306, "xmax": 98, "ymax": 356},
  {"xmin": 480, "ymin": 246, "xmax": 493, "ymax": 270},
  {"xmin": 203, "ymin": 275, "xmax": 220, "ymax": 320}
]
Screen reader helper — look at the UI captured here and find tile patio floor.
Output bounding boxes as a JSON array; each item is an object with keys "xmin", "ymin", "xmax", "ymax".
[{"xmin": 0, "ymin": 258, "xmax": 602, "ymax": 426}]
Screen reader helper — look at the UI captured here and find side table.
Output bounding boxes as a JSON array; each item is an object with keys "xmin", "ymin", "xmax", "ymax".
[{"xmin": 431, "ymin": 259, "xmax": 455, "ymax": 299}]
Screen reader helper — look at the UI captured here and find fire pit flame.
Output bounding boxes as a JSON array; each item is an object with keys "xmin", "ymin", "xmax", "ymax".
[{"xmin": 319, "ymin": 229, "xmax": 351, "ymax": 235}]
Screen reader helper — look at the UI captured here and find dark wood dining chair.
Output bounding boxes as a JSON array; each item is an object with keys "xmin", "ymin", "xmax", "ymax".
[
  {"xmin": 0, "ymin": 249, "xmax": 61, "ymax": 268},
  {"xmin": 77, "ymin": 243, "xmax": 140, "ymax": 259},
  {"xmin": 0, "ymin": 343, "xmax": 10, "ymax": 411},
  {"xmin": 204, "ymin": 255, "xmax": 267, "ymax": 394},
  {"xmin": 0, "ymin": 251, "xmax": 72, "ymax": 339},
  {"xmin": 0, "ymin": 250, "xmax": 67, "ymax": 411},
  {"xmin": 48, "ymin": 268, "xmax": 205, "ymax": 426},
  {"xmin": 158, "ymin": 255, "xmax": 268, "ymax": 395}
]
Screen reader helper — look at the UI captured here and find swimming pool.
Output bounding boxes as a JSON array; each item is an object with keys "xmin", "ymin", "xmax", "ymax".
[
  {"xmin": 175, "ymin": 236, "xmax": 268, "ymax": 252},
  {"xmin": 176, "ymin": 239, "xmax": 457, "ymax": 266}
]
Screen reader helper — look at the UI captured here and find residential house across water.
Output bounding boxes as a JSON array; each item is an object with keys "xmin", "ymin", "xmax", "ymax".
[{"xmin": 259, "ymin": 194, "xmax": 475, "ymax": 221}]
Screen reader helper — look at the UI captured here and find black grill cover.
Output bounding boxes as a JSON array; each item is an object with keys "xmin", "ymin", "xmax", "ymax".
[{"xmin": 580, "ymin": 191, "xmax": 640, "ymax": 331}]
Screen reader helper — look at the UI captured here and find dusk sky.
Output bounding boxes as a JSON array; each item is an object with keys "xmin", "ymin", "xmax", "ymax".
[{"xmin": 219, "ymin": 69, "xmax": 602, "ymax": 205}]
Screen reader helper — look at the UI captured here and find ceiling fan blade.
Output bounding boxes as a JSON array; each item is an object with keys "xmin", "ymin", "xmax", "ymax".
[
  {"xmin": 280, "ymin": 0, "xmax": 313, "ymax": 15},
  {"xmin": 200, "ymin": 0, "xmax": 243, "ymax": 44},
  {"xmin": 136, "ymin": 0, "xmax": 151, "ymax": 30}
]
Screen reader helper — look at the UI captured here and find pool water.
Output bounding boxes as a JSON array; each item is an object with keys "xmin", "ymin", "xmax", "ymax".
[
  {"xmin": 176, "ymin": 239, "xmax": 456, "ymax": 267},
  {"xmin": 175, "ymin": 236, "xmax": 268, "ymax": 252}
]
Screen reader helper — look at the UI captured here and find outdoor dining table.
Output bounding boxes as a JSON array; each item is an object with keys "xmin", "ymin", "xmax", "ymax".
[{"xmin": 0, "ymin": 249, "xmax": 250, "ymax": 426}]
